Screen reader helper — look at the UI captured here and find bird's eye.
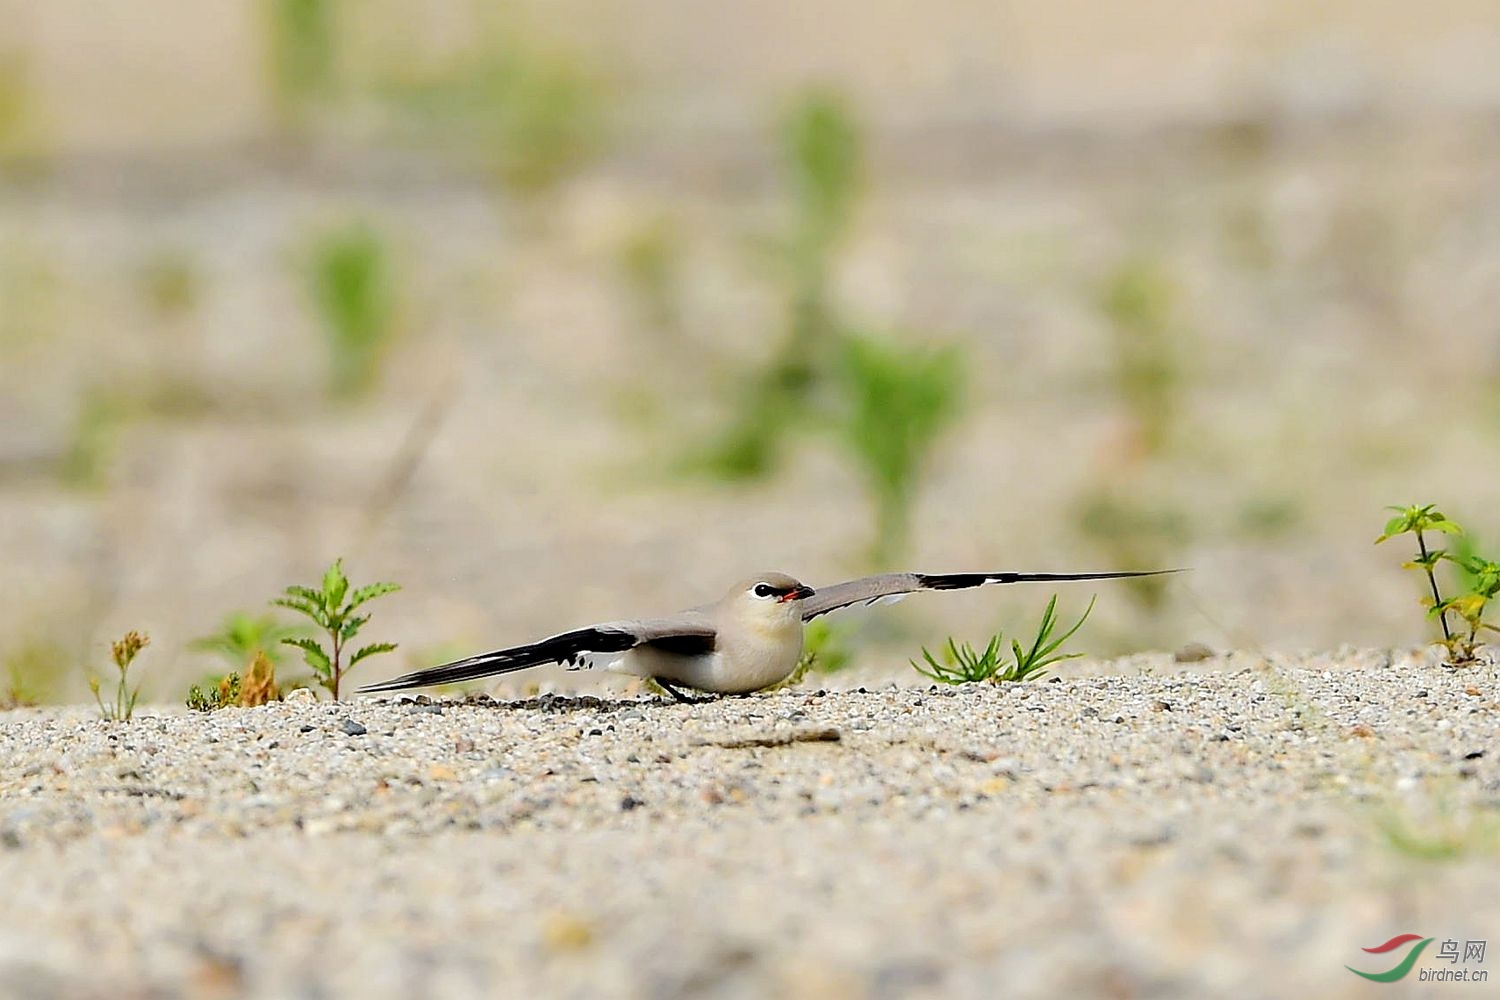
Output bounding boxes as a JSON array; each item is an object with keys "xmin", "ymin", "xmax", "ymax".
[{"xmin": 753, "ymin": 583, "xmax": 775, "ymax": 598}]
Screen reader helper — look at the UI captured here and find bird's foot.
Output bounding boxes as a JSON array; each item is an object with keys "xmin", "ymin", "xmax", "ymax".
[{"xmin": 653, "ymin": 678, "xmax": 712, "ymax": 704}]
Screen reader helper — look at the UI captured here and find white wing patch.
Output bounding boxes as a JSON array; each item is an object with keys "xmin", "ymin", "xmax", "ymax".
[
  {"xmin": 866, "ymin": 594, "xmax": 909, "ymax": 607},
  {"xmin": 564, "ymin": 651, "xmax": 626, "ymax": 672}
]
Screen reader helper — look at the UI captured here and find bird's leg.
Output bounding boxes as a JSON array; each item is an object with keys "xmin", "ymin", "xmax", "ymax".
[{"xmin": 653, "ymin": 678, "xmax": 703, "ymax": 704}]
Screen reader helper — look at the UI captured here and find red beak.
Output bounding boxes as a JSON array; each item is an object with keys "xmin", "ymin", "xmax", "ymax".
[{"xmin": 780, "ymin": 585, "xmax": 815, "ymax": 602}]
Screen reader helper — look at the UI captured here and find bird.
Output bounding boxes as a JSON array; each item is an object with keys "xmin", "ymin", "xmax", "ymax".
[{"xmin": 360, "ymin": 568, "xmax": 1175, "ymax": 701}]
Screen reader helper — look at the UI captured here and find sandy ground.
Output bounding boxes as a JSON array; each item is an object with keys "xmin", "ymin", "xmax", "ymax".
[{"xmin": 0, "ymin": 649, "xmax": 1496, "ymax": 999}]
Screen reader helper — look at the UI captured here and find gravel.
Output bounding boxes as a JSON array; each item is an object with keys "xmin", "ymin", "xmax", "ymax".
[{"xmin": 1, "ymin": 650, "xmax": 1497, "ymax": 999}]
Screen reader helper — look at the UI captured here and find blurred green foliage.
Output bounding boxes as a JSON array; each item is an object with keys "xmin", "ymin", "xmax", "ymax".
[
  {"xmin": 265, "ymin": 0, "xmax": 337, "ymax": 127},
  {"xmin": 1098, "ymin": 257, "xmax": 1182, "ymax": 458},
  {"xmin": 191, "ymin": 612, "xmax": 303, "ymax": 673},
  {"xmin": 1071, "ymin": 256, "xmax": 1193, "ymax": 610},
  {"xmin": 702, "ymin": 91, "xmax": 865, "ymax": 479},
  {"xmin": 688, "ymin": 91, "xmax": 965, "ymax": 565},
  {"xmin": 138, "ymin": 251, "xmax": 202, "ymax": 319},
  {"xmin": 1379, "ymin": 803, "xmax": 1500, "ymax": 861},
  {"xmin": 0, "ymin": 245, "xmax": 58, "ymax": 350},
  {"xmin": 1236, "ymin": 494, "xmax": 1303, "ymax": 539},
  {"xmin": 382, "ymin": 39, "xmax": 606, "ymax": 197},
  {"xmin": 0, "ymin": 51, "xmax": 44, "ymax": 172},
  {"xmin": 618, "ymin": 217, "xmax": 684, "ymax": 340},
  {"xmin": 1076, "ymin": 493, "xmax": 1186, "ymax": 612},
  {"xmin": 838, "ymin": 334, "xmax": 964, "ymax": 566},
  {"xmin": 1, "ymin": 638, "xmax": 68, "ymax": 707},
  {"xmin": 785, "ymin": 91, "xmax": 863, "ymax": 274},
  {"xmin": 58, "ymin": 389, "xmax": 124, "ymax": 490},
  {"xmin": 771, "ymin": 618, "xmax": 855, "ymax": 690},
  {"xmin": 307, "ymin": 222, "xmax": 396, "ymax": 399}
]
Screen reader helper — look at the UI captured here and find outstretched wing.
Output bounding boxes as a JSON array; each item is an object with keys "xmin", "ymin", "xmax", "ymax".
[
  {"xmin": 800, "ymin": 569, "xmax": 1178, "ymax": 621},
  {"xmin": 360, "ymin": 615, "xmax": 718, "ymax": 693}
]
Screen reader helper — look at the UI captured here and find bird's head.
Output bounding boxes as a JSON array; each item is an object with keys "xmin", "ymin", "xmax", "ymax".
[{"xmin": 730, "ymin": 572, "xmax": 815, "ymax": 623}]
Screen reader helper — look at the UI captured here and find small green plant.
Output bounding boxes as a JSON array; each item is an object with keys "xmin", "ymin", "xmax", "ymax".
[
  {"xmin": 838, "ymin": 333, "xmax": 964, "ymax": 566},
  {"xmin": 187, "ymin": 651, "xmax": 282, "ymax": 711},
  {"xmin": 273, "ymin": 558, "xmax": 400, "ymax": 699},
  {"xmin": 187, "ymin": 673, "xmax": 240, "ymax": 712},
  {"xmin": 90, "ymin": 630, "xmax": 148, "ymax": 721},
  {"xmin": 912, "ymin": 595, "xmax": 1095, "ymax": 685},
  {"xmin": 308, "ymin": 222, "xmax": 396, "ymax": 399},
  {"xmin": 191, "ymin": 612, "xmax": 303, "ymax": 672},
  {"xmin": 1375, "ymin": 503, "xmax": 1499, "ymax": 663}
]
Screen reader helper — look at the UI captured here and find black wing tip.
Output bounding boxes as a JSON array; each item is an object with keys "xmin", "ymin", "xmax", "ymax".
[
  {"xmin": 357, "ymin": 669, "xmax": 449, "ymax": 694},
  {"xmin": 357, "ymin": 680, "xmax": 408, "ymax": 695},
  {"xmin": 357, "ymin": 625, "xmax": 644, "ymax": 694},
  {"xmin": 916, "ymin": 568, "xmax": 1185, "ymax": 590}
]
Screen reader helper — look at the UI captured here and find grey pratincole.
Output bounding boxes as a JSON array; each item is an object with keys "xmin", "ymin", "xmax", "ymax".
[{"xmin": 361, "ymin": 569, "xmax": 1175, "ymax": 701}]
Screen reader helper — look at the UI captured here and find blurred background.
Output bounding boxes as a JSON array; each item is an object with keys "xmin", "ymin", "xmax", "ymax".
[{"xmin": 3, "ymin": 0, "xmax": 1500, "ymax": 701}]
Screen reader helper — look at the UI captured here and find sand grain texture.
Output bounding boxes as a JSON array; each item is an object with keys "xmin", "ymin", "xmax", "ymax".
[{"xmin": 1, "ymin": 652, "xmax": 1496, "ymax": 999}]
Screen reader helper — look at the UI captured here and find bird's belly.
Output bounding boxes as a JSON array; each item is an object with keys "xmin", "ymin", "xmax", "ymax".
[{"xmin": 618, "ymin": 642, "xmax": 799, "ymax": 695}]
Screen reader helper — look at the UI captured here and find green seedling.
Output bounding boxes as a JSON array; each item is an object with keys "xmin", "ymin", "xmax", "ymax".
[
  {"xmin": 912, "ymin": 595, "xmax": 1095, "ymax": 685},
  {"xmin": 1376, "ymin": 503, "xmax": 1464, "ymax": 655},
  {"xmin": 273, "ymin": 558, "xmax": 399, "ymax": 699},
  {"xmin": 90, "ymin": 630, "xmax": 148, "ymax": 721},
  {"xmin": 1377, "ymin": 504, "xmax": 1500, "ymax": 664}
]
